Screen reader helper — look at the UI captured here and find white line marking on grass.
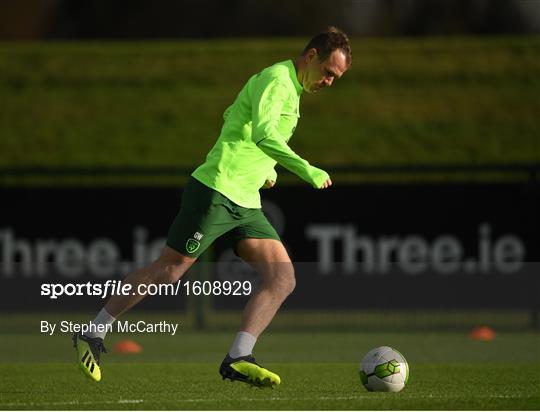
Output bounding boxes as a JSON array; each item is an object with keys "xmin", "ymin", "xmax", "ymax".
[
  {"xmin": 118, "ymin": 399, "xmax": 144, "ymax": 403},
  {"xmin": 155, "ymin": 394, "xmax": 538, "ymax": 403},
  {"xmin": 0, "ymin": 393, "xmax": 536, "ymax": 408},
  {"xmin": 0, "ymin": 399, "xmax": 144, "ymax": 408},
  {"xmin": 0, "ymin": 396, "xmax": 370, "ymax": 407},
  {"xmin": 160, "ymin": 396, "xmax": 368, "ymax": 403}
]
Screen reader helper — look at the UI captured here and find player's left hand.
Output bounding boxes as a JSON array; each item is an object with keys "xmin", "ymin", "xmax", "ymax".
[{"xmin": 262, "ymin": 180, "xmax": 276, "ymax": 189}]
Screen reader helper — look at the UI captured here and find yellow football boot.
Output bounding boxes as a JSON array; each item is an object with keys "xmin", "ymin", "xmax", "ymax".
[
  {"xmin": 72, "ymin": 333, "xmax": 107, "ymax": 382},
  {"xmin": 219, "ymin": 354, "xmax": 281, "ymax": 388}
]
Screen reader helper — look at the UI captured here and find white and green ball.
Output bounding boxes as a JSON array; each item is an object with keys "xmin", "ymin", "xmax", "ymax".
[{"xmin": 359, "ymin": 346, "xmax": 409, "ymax": 392}]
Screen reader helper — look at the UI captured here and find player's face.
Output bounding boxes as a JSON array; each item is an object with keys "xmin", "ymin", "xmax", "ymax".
[{"xmin": 303, "ymin": 49, "xmax": 348, "ymax": 93}]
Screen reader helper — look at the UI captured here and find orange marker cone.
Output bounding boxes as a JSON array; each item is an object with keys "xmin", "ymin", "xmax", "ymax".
[
  {"xmin": 469, "ymin": 326, "xmax": 496, "ymax": 341},
  {"xmin": 114, "ymin": 340, "xmax": 143, "ymax": 354}
]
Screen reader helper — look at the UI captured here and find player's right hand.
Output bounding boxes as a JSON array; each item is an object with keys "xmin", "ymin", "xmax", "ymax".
[
  {"xmin": 310, "ymin": 167, "xmax": 331, "ymax": 189},
  {"xmin": 319, "ymin": 178, "xmax": 332, "ymax": 189}
]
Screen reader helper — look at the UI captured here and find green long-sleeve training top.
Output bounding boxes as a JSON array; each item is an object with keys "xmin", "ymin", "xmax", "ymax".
[{"xmin": 192, "ymin": 59, "xmax": 329, "ymax": 209}]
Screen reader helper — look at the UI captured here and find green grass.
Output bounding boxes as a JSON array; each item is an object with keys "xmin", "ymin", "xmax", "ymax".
[
  {"xmin": 1, "ymin": 37, "xmax": 539, "ymax": 185},
  {"xmin": 0, "ymin": 312, "xmax": 539, "ymax": 409},
  {"xmin": 1, "ymin": 363, "xmax": 539, "ymax": 410}
]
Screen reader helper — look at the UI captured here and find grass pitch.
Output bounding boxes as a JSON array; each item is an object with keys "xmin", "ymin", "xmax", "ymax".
[
  {"xmin": 0, "ymin": 317, "xmax": 539, "ymax": 410},
  {"xmin": 1, "ymin": 363, "xmax": 539, "ymax": 410}
]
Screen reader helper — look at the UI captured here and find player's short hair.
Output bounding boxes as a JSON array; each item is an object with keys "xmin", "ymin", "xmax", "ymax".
[{"xmin": 302, "ymin": 26, "xmax": 352, "ymax": 66}]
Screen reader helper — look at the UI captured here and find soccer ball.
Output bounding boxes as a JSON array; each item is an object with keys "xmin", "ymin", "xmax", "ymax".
[{"xmin": 359, "ymin": 346, "xmax": 409, "ymax": 392}]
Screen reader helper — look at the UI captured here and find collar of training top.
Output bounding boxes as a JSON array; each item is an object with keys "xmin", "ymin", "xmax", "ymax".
[{"xmin": 286, "ymin": 59, "xmax": 303, "ymax": 94}]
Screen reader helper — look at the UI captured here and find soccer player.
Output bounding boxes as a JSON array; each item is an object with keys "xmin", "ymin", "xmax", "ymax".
[{"xmin": 73, "ymin": 27, "xmax": 351, "ymax": 387}]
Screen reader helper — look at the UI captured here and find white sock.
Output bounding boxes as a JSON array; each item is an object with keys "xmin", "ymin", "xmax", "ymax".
[
  {"xmin": 84, "ymin": 308, "xmax": 116, "ymax": 340},
  {"xmin": 228, "ymin": 331, "xmax": 257, "ymax": 358}
]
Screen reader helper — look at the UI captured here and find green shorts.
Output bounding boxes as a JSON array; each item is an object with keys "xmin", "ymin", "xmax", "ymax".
[{"xmin": 166, "ymin": 177, "xmax": 281, "ymax": 257}]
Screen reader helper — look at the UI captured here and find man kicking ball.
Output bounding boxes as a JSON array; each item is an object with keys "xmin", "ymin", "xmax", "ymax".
[{"xmin": 73, "ymin": 27, "xmax": 351, "ymax": 387}]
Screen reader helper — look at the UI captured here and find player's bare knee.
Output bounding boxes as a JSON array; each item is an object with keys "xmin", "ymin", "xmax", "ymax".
[
  {"xmin": 283, "ymin": 266, "xmax": 296, "ymax": 295},
  {"xmin": 267, "ymin": 263, "xmax": 295, "ymax": 296},
  {"xmin": 281, "ymin": 275, "xmax": 296, "ymax": 297},
  {"xmin": 156, "ymin": 250, "xmax": 196, "ymax": 284},
  {"xmin": 159, "ymin": 263, "xmax": 184, "ymax": 284}
]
